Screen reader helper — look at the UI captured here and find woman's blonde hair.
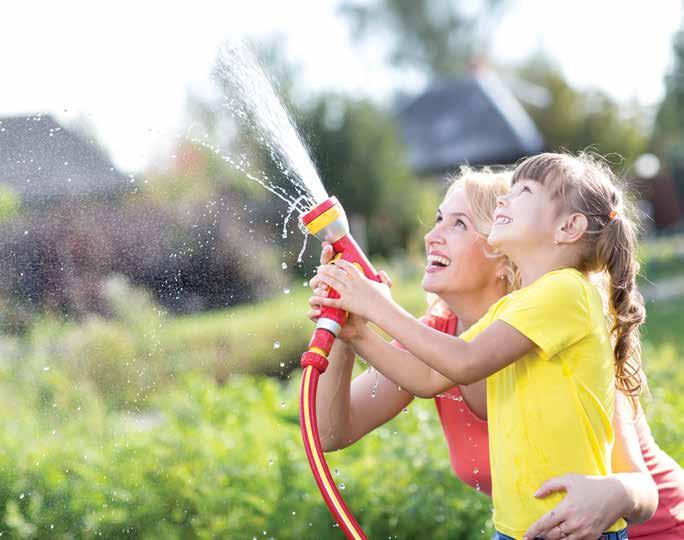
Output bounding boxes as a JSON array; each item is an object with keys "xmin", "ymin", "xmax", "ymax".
[
  {"xmin": 512, "ymin": 152, "xmax": 646, "ymax": 405},
  {"xmin": 427, "ymin": 166, "xmax": 517, "ymax": 317}
]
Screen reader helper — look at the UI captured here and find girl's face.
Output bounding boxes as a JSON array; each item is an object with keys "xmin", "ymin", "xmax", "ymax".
[
  {"xmin": 488, "ymin": 179, "xmax": 559, "ymax": 256},
  {"xmin": 422, "ymin": 187, "xmax": 500, "ymax": 296}
]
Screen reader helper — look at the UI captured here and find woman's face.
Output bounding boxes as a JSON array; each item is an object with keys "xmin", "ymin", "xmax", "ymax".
[{"xmin": 422, "ymin": 187, "xmax": 500, "ymax": 297}]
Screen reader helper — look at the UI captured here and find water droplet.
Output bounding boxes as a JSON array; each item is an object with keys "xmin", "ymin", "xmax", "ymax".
[
  {"xmin": 402, "ymin": 408, "xmax": 409, "ymax": 414},
  {"xmin": 283, "ymin": 288, "xmax": 290, "ymax": 295},
  {"xmin": 281, "ymin": 262, "xmax": 288, "ymax": 269},
  {"xmin": 268, "ymin": 459, "xmax": 273, "ymax": 466},
  {"xmin": 279, "ymin": 362, "xmax": 285, "ymax": 368},
  {"xmin": 280, "ymin": 401, "xmax": 286, "ymax": 408},
  {"xmin": 273, "ymin": 341, "xmax": 281, "ymax": 349},
  {"xmin": 339, "ymin": 483, "xmax": 345, "ymax": 490},
  {"xmin": 19, "ymin": 493, "xmax": 24, "ymax": 499},
  {"xmin": 291, "ymin": 511, "xmax": 296, "ymax": 515},
  {"xmin": 43, "ymin": 366, "xmax": 50, "ymax": 372},
  {"xmin": 302, "ymin": 280, "xmax": 308, "ymax": 287},
  {"xmin": 473, "ymin": 467, "xmax": 479, "ymax": 474},
  {"xmin": 334, "ymin": 468, "xmax": 340, "ymax": 476},
  {"xmin": 371, "ymin": 390, "xmax": 376, "ymax": 398}
]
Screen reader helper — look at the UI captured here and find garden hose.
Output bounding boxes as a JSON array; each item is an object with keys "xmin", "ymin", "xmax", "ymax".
[{"xmin": 299, "ymin": 197, "xmax": 380, "ymax": 539}]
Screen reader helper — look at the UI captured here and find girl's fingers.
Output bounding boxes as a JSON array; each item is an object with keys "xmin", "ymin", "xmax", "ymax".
[
  {"xmin": 316, "ymin": 273, "xmax": 347, "ymax": 292},
  {"xmin": 334, "ymin": 259, "xmax": 362, "ymax": 276},
  {"xmin": 309, "ymin": 274, "xmax": 322, "ymax": 290},
  {"xmin": 319, "ymin": 264, "xmax": 349, "ymax": 281},
  {"xmin": 311, "ymin": 296, "xmax": 343, "ymax": 309},
  {"xmin": 378, "ymin": 270, "xmax": 392, "ymax": 288}
]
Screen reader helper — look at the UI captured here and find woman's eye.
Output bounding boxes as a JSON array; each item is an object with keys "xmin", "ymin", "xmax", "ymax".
[{"xmin": 435, "ymin": 215, "xmax": 442, "ymax": 223}]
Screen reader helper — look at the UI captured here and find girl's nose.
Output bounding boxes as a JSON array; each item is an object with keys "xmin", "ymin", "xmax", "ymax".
[{"xmin": 496, "ymin": 193, "xmax": 508, "ymax": 207}]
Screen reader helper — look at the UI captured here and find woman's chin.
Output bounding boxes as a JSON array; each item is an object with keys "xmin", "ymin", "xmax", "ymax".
[{"xmin": 422, "ymin": 273, "xmax": 443, "ymax": 294}]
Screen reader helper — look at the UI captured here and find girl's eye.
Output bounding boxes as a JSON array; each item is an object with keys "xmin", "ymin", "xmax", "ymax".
[
  {"xmin": 455, "ymin": 219, "xmax": 466, "ymax": 229},
  {"xmin": 435, "ymin": 215, "xmax": 442, "ymax": 223},
  {"xmin": 521, "ymin": 185, "xmax": 531, "ymax": 193}
]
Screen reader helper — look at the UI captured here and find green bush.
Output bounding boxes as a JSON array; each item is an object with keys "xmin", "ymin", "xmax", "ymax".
[{"xmin": 0, "ymin": 371, "xmax": 491, "ymax": 538}]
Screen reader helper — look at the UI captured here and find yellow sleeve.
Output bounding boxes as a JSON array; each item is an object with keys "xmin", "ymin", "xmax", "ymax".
[{"xmin": 497, "ymin": 270, "xmax": 590, "ymax": 358}]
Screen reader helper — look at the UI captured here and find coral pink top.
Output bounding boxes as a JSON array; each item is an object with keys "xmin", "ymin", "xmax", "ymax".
[{"xmin": 410, "ymin": 310, "xmax": 684, "ymax": 537}]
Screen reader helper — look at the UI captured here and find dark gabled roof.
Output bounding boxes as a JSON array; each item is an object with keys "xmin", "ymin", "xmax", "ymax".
[
  {"xmin": 397, "ymin": 71, "xmax": 544, "ymax": 174},
  {"xmin": 0, "ymin": 114, "xmax": 130, "ymax": 202}
]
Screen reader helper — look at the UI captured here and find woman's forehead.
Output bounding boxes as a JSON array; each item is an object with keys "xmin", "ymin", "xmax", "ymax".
[{"xmin": 440, "ymin": 186, "xmax": 469, "ymax": 214}]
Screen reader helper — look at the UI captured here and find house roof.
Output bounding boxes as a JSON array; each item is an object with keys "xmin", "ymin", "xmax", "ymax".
[
  {"xmin": 0, "ymin": 114, "xmax": 130, "ymax": 202},
  {"xmin": 397, "ymin": 71, "xmax": 544, "ymax": 174}
]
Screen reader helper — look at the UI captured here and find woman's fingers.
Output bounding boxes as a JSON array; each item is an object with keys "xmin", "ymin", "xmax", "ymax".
[
  {"xmin": 320, "ymin": 242, "xmax": 334, "ymax": 265},
  {"xmin": 307, "ymin": 308, "xmax": 321, "ymax": 322},
  {"xmin": 378, "ymin": 270, "xmax": 392, "ymax": 288},
  {"xmin": 524, "ymin": 509, "xmax": 567, "ymax": 540}
]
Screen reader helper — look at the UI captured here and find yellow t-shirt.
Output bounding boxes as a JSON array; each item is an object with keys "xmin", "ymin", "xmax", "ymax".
[{"xmin": 460, "ymin": 268, "xmax": 626, "ymax": 538}]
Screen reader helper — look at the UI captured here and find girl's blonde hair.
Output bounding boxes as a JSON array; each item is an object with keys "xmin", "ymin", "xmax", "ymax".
[
  {"xmin": 427, "ymin": 166, "xmax": 517, "ymax": 317},
  {"xmin": 512, "ymin": 152, "xmax": 646, "ymax": 404}
]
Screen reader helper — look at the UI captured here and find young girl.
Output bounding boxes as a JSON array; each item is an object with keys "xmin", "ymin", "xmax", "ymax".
[{"xmin": 311, "ymin": 153, "xmax": 647, "ymax": 539}]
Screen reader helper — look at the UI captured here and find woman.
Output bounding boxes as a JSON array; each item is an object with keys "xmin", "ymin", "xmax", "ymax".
[{"xmin": 308, "ymin": 168, "xmax": 684, "ymax": 539}]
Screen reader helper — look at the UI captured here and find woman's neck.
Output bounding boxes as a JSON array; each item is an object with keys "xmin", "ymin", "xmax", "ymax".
[{"xmin": 442, "ymin": 283, "xmax": 506, "ymax": 334}]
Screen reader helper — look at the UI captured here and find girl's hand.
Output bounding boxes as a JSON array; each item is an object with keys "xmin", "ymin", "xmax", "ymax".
[
  {"xmin": 311, "ymin": 258, "xmax": 393, "ymax": 322},
  {"xmin": 307, "ymin": 243, "xmax": 391, "ymax": 341},
  {"xmin": 523, "ymin": 474, "xmax": 626, "ymax": 540}
]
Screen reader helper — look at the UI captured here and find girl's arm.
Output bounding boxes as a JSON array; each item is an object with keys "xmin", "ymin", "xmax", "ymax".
[
  {"xmin": 523, "ymin": 391, "xmax": 658, "ymax": 540},
  {"xmin": 313, "ymin": 259, "xmax": 536, "ymax": 385},
  {"xmin": 348, "ymin": 324, "xmax": 457, "ymax": 398}
]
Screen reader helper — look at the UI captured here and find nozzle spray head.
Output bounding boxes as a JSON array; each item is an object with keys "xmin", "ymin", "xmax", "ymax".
[{"xmin": 299, "ymin": 197, "xmax": 349, "ymax": 243}]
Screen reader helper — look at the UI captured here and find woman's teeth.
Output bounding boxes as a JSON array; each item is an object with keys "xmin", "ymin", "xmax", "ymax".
[
  {"xmin": 495, "ymin": 216, "xmax": 512, "ymax": 225},
  {"xmin": 427, "ymin": 255, "xmax": 451, "ymax": 267}
]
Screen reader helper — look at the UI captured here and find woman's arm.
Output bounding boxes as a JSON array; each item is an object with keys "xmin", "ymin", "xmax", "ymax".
[
  {"xmin": 523, "ymin": 391, "xmax": 658, "ymax": 540},
  {"xmin": 311, "ymin": 244, "xmax": 417, "ymax": 451},
  {"xmin": 315, "ymin": 338, "xmax": 416, "ymax": 451}
]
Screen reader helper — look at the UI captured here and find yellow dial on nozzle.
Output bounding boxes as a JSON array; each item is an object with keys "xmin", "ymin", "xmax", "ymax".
[{"xmin": 304, "ymin": 205, "xmax": 343, "ymax": 236}]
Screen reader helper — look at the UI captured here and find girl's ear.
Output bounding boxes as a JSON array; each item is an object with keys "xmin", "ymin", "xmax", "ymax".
[{"xmin": 555, "ymin": 212, "xmax": 588, "ymax": 245}]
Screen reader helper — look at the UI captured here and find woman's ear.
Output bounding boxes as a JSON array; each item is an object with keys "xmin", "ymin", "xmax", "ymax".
[{"xmin": 555, "ymin": 213, "xmax": 588, "ymax": 245}]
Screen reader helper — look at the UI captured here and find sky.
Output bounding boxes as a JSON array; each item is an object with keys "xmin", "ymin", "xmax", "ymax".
[{"xmin": 2, "ymin": 0, "xmax": 682, "ymax": 173}]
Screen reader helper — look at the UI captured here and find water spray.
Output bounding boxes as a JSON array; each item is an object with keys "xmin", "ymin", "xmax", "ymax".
[{"xmin": 299, "ymin": 196, "xmax": 378, "ymax": 540}]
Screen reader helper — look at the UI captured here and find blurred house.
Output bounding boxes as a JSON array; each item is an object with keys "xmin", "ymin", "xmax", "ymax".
[
  {"xmin": 397, "ymin": 70, "xmax": 544, "ymax": 177},
  {"xmin": 0, "ymin": 114, "xmax": 130, "ymax": 205}
]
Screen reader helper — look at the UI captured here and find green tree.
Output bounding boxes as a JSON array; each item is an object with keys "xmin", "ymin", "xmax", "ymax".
[
  {"xmin": 339, "ymin": 0, "xmax": 508, "ymax": 78},
  {"xmin": 653, "ymin": 27, "xmax": 684, "ymax": 207},
  {"xmin": 515, "ymin": 56, "xmax": 648, "ymax": 168}
]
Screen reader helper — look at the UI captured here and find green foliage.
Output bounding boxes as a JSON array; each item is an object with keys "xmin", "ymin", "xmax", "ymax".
[
  {"xmin": 653, "ymin": 27, "xmax": 684, "ymax": 208},
  {"xmin": 0, "ymin": 184, "xmax": 20, "ymax": 224},
  {"xmin": 0, "ymin": 371, "xmax": 492, "ymax": 538},
  {"xmin": 516, "ymin": 56, "xmax": 649, "ymax": 167},
  {"xmin": 300, "ymin": 95, "xmax": 422, "ymax": 257},
  {"xmin": 339, "ymin": 0, "xmax": 508, "ymax": 78}
]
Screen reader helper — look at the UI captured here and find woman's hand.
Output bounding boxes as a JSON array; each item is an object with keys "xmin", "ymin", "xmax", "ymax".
[
  {"xmin": 307, "ymin": 243, "xmax": 391, "ymax": 341},
  {"xmin": 523, "ymin": 474, "xmax": 628, "ymax": 540},
  {"xmin": 310, "ymin": 257, "xmax": 393, "ymax": 322}
]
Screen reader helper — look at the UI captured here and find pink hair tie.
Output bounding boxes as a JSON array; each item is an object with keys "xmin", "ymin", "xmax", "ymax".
[{"xmin": 609, "ymin": 209, "xmax": 618, "ymax": 221}]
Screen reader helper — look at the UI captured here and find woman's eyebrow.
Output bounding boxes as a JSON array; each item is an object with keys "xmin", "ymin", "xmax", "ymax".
[{"xmin": 444, "ymin": 211, "xmax": 472, "ymax": 222}]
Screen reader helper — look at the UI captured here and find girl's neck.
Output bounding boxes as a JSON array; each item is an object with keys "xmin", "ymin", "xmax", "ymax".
[{"xmin": 511, "ymin": 247, "xmax": 582, "ymax": 287}]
